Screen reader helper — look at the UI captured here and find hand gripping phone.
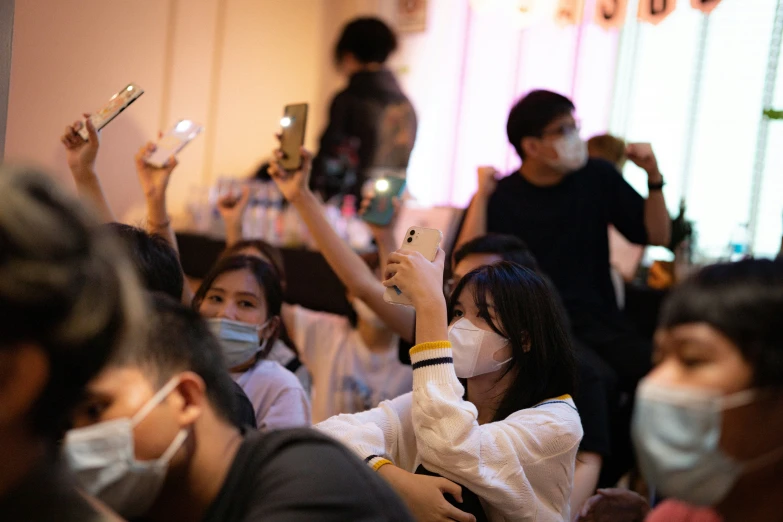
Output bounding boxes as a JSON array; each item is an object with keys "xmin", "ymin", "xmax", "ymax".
[
  {"xmin": 78, "ymin": 83, "xmax": 144, "ymax": 140},
  {"xmin": 362, "ymin": 175, "xmax": 407, "ymax": 227},
  {"xmin": 146, "ymin": 119, "xmax": 203, "ymax": 167},
  {"xmin": 383, "ymin": 226, "xmax": 443, "ymax": 307},
  {"xmin": 279, "ymin": 103, "xmax": 308, "ymax": 171}
]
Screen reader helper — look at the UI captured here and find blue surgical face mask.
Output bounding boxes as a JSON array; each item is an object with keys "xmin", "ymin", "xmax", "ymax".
[
  {"xmin": 633, "ymin": 378, "xmax": 783, "ymax": 506},
  {"xmin": 207, "ymin": 318, "xmax": 268, "ymax": 368}
]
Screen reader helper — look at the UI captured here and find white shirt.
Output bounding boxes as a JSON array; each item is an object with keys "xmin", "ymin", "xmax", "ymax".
[
  {"xmin": 266, "ymin": 339, "xmax": 313, "ymax": 395},
  {"xmin": 316, "ymin": 344, "xmax": 583, "ymax": 522},
  {"xmin": 285, "ymin": 304, "xmax": 413, "ymax": 423},
  {"xmin": 232, "ymin": 360, "xmax": 311, "ymax": 430}
]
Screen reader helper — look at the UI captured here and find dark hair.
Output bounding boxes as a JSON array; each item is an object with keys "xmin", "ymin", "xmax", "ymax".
[
  {"xmin": 0, "ymin": 166, "xmax": 145, "ymax": 439},
  {"xmin": 334, "ymin": 17, "xmax": 397, "ymax": 65},
  {"xmin": 219, "ymin": 240, "xmax": 286, "ymax": 289},
  {"xmin": 659, "ymin": 258, "xmax": 783, "ymax": 388},
  {"xmin": 507, "ymin": 90, "xmax": 575, "ymax": 160},
  {"xmin": 453, "ymin": 234, "xmax": 539, "ymax": 272},
  {"xmin": 193, "ymin": 256, "xmax": 284, "ymax": 354},
  {"xmin": 448, "ymin": 261, "xmax": 576, "ymax": 422},
  {"xmin": 106, "ymin": 223, "xmax": 184, "ymax": 300},
  {"xmin": 111, "ymin": 293, "xmax": 238, "ymax": 422}
]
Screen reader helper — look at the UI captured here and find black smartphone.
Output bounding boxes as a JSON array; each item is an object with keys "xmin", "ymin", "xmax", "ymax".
[{"xmin": 279, "ymin": 103, "xmax": 308, "ymax": 170}]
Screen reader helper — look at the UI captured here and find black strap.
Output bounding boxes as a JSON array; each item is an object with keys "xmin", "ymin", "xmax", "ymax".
[{"xmin": 414, "ymin": 465, "xmax": 489, "ymax": 522}]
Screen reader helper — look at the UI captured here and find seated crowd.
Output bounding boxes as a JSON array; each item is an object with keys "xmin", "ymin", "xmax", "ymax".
[{"xmin": 2, "ymin": 16, "xmax": 783, "ymax": 522}]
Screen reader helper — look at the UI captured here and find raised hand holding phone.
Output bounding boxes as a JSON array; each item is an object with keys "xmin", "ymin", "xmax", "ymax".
[
  {"xmin": 362, "ymin": 174, "xmax": 406, "ymax": 227},
  {"xmin": 383, "ymin": 227, "xmax": 444, "ymax": 307},
  {"xmin": 145, "ymin": 119, "xmax": 203, "ymax": 168},
  {"xmin": 135, "ymin": 142, "xmax": 178, "ymax": 203},
  {"xmin": 279, "ymin": 103, "xmax": 308, "ymax": 171},
  {"xmin": 62, "ymin": 114, "xmax": 100, "ymax": 176}
]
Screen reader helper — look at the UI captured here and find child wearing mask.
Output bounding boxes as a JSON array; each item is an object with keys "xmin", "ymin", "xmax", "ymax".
[
  {"xmin": 194, "ymin": 256, "xmax": 310, "ymax": 429},
  {"xmin": 315, "ymin": 254, "xmax": 583, "ymax": 521}
]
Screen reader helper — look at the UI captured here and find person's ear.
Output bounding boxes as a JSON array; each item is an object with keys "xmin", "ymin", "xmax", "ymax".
[
  {"xmin": 169, "ymin": 372, "xmax": 206, "ymax": 428},
  {"xmin": 264, "ymin": 316, "xmax": 281, "ymax": 339},
  {"xmin": 0, "ymin": 344, "xmax": 49, "ymax": 426},
  {"xmin": 521, "ymin": 137, "xmax": 539, "ymax": 160}
]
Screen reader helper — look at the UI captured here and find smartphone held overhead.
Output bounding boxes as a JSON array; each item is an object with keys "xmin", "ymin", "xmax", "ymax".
[
  {"xmin": 279, "ymin": 103, "xmax": 308, "ymax": 171},
  {"xmin": 383, "ymin": 226, "xmax": 442, "ymax": 307},
  {"xmin": 146, "ymin": 119, "xmax": 204, "ymax": 168},
  {"xmin": 78, "ymin": 83, "xmax": 144, "ymax": 140},
  {"xmin": 362, "ymin": 174, "xmax": 406, "ymax": 227}
]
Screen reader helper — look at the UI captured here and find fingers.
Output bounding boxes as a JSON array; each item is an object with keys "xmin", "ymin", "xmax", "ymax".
[
  {"xmin": 84, "ymin": 115, "xmax": 99, "ymax": 143},
  {"xmin": 434, "ymin": 248, "xmax": 446, "ymax": 266},
  {"xmin": 436, "ymin": 478, "xmax": 462, "ymax": 503},
  {"xmin": 300, "ymin": 147, "xmax": 313, "ymax": 174},
  {"xmin": 443, "ymin": 504, "xmax": 475, "ymax": 522},
  {"xmin": 165, "ymin": 155, "xmax": 179, "ymax": 171}
]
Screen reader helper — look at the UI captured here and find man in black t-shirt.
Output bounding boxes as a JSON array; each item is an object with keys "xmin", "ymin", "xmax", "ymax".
[
  {"xmin": 310, "ymin": 17, "xmax": 417, "ymax": 204},
  {"xmin": 63, "ymin": 295, "xmax": 412, "ymax": 522},
  {"xmin": 458, "ymin": 90, "xmax": 671, "ymax": 393}
]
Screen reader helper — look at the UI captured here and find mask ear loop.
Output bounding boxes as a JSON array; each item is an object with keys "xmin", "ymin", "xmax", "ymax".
[{"xmin": 131, "ymin": 376, "xmax": 182, "ymax": 427}]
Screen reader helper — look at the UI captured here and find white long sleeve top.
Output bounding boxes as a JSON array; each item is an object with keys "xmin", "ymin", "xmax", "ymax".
[{"xmin": 316, "ymin": 342, "xmax": 583, "ymax": 522}]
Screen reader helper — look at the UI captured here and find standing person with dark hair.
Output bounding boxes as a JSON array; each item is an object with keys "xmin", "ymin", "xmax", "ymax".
[
  {"xmin": 457, "ymin": 90, "xmax": 671, "ymax": 483},
  {"xmin": 0, "ymin": 166, "xmax": 145, "ymax": 521},
  {"xmin": 310, "ymin": 16, "xmax": 417, "ymax": 204},
  {"xmin": 65, "ymin": 294, "xmax": 413, "ymax": 522}
]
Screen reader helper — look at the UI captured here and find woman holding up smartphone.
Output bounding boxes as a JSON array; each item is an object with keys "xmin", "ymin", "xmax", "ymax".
[{"xmin": 314, "ymin": 250, "xmax": 582, "ymax": 521}]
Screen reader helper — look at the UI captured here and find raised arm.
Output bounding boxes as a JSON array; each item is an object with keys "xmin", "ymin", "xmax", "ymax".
[
  {"xmin": 218, "ymin": 185, "xmax": 251, "ymax": 248},
  {"xmin": 134, "ymin": 142, "xmax": 194, "ymax": 305},
  {"xmin": 268, "ymin": 146, "xmax": 416, "ymax": 343},
  {"xmin": 60, "ymin": 115, "xmax": 115, "ymax": 222},
  {"xmin": 626, "ymin": 143, "xmax": 671, "ymax": 247},
  {"xmin": 454, "ymin": 167, "xmax": 498, "ymax": 252}
]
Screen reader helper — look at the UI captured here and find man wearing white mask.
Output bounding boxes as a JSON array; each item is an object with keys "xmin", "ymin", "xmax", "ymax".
[
  {"xmin": 457, "ymin": 89, "xmax": 670, "ymax": 401},
  {"xmin": 66, "ymin": 294, "xmax": 412, "ymax": 522}
]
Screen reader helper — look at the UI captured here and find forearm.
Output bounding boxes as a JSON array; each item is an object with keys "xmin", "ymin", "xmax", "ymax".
[
  {"xmin": 224, "ymin": 220, "xmax": 243, "ymax": 248},
  {"xmin": 293, "ymin": 190, "xmax": 416, "ymax": 341},
  {"xmin": 644, "ymin": 171, "xmax": 671, "ymax": 246},
  {"xmin": 413, "ymin": 299, "xmax": 448, "ymax": 344},
  {"xmin": 373, "ymin": 227, "xmax": 398, "ymax": 274},
  {"xmin": 71, "ymin": 168, "xmax": 115, "ymax": 223},
  {"xmin": 454, "ymin": 194, "xmax": 489, "ymax": 252},
  {"xmin": 145, "ymin": 193, "xmax": 195, "ymax": 305}
]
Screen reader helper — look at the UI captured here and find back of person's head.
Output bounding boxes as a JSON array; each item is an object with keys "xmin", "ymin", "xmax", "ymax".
[
  {"xmin": 507, "ymin": 90, "xmax": 575, "ymax": 160},
  {"xmin": 220, "ymin": 240, "xmax": 286, "ymax": 289},
  {"xmin": 334, "ymin": 17, "xmax": 397, "ymax": 65},
  {"xmin": 587, "ymin": 134, "xmax": 627, "ymax": 170},
  {"xmin": 453, "ymin": 234, "xmax": 540, "ymax": 273},
  {"xmin": 110, "ymin": 293, "xmax": 238, "ymax": 422},
  {"xmin": 106, "ymin": 223, "xmax": 184, "ymax": 300},
  {"xmin": 660, "ymin": 258, "xmax": 783, "ymax": 387},
  {"xmin": 448, "ymin": 261, "xmax": 576, "ymax": 421},
  {"xmin": 0, "ymin": 166, "xmax": 144, "ymax": 440}
]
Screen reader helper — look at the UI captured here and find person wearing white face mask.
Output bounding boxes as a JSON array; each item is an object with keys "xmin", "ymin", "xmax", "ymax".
[
  {"xmin": 577, "ymin": 259, "xmax": 783, "ymax": 522},
  {"xmin": 194, "ymin": 255, "xmax": 311, "ymax": 430},
  {"xmin": 66, "ymin": 294, "xmax": 414, "ymax": 522},
  {"xmin": 317, "ymin": 254, "xmax": 583, "ymax": 522},
  {"xmin": 455, "ymin": 90, "xmax": 672, "ymax": 489}
]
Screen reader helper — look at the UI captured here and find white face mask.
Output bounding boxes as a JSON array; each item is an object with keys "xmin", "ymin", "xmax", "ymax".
[
  {"xmin": 352, "ymin": 297, "xmax": 386, "ymax": 329},
  {"xmin": 448, "ymin": 317, "xmax": 511, "ymax": 378},
  {"xmin": 633, "ymin": 378, "xmax": 783, "ymax": 506},
  {"xmin": 207, "ymin": 318, "xmax": 268, "ymax": 368},
  {"xmin": 543, "ymin": 131, "xmax": 588, "ymax": 173},
  {"xmin": 64, "ymin": 377, "xmax": 188, "ymax": 518}
]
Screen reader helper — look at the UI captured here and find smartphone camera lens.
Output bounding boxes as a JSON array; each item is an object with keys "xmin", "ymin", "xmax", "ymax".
[
  {"xmin": 407, "ymin": 237, "xmax": 413, "ymax": 243},
  {"xmin": 409, "ymin": 230, "xmax": 415, "ymax": 236}
]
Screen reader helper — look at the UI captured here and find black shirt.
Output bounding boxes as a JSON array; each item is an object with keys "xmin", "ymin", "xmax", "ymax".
[
  {"xmin": 310, "ymin": 69, "xmax": 417, "ymax": 203},
  {"xmin": 487, "ymin": 159, "xmax": 647, "ymax": 316},
  {"xmin": 202, "ymin": 428, "xmax": 413, "ymax": 522}
]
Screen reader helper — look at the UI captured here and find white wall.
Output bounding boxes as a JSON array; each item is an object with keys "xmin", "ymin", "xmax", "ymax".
[{"xmin": 4, "ymin": 0, "xmax": 331, "ymax": 220}]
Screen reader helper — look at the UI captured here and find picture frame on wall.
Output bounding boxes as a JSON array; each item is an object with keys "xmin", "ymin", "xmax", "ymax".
[{"xmin": 398, "ymin": 0, "xmax": 427, "ymax": 33}]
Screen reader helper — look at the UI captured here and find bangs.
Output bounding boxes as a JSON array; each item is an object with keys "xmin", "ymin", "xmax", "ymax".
[{"xmin": 448, "ymin": 267, "xmax": 506, "ymax": 338}]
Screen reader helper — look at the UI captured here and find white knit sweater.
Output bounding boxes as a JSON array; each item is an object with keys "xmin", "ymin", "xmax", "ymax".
[{"xmin": 316, "ymin": 342, "xmax": 583, "ymax": 522}]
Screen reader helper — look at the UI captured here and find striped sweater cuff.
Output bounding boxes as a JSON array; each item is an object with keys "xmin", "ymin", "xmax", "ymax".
[
  {"xmin": 409, "ymin": 341, "xmax": 461, "ymax": 387},
  {"xmin": 364, "ymin": 455, "xmax": 392, "ymax": 471}
]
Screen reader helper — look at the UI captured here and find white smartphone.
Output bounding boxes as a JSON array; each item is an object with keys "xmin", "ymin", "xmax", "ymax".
[
  {"xmin": 146, "ymin": 119, "xmax": 204, "ymax": 168},
  {"xmin": 383, "ymin": 226, "xmax": 443, "ymax": 307},
  {"xmin": 78, "ymin": 83, "xmax": 144, "ymax": 140}
]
